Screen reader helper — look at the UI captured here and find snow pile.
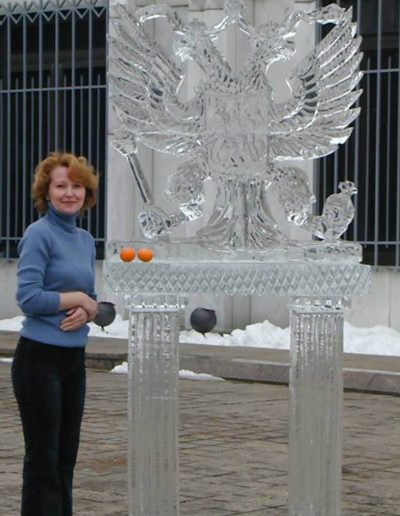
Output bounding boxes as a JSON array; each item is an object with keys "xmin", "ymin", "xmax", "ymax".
[
  {"xmin": 110, "ymin": 361, "xmax": 223, "ymax": 380},
  {"xmin": 1, "ymin": 315, "xmax": 400, "ymax": 356}
]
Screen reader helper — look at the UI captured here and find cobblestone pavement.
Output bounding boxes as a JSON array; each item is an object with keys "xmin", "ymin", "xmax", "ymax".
[{"xmin": 1, "ymin": 361, "xmax": 400, "ymax": 515}]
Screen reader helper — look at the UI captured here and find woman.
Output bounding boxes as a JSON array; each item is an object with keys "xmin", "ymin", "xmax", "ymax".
[{"xmin": 12, "ymin": 152, "xmax": 99, "ymax": 516}]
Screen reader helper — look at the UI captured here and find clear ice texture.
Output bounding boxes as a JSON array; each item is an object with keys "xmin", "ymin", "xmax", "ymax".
[
  {"xmin": 104, "ymin": 252, "xmax": 371, "ymax": 297},
  {"xmin": 106, "ymin": 3, "xmax": 369, "ymax": 516},
  {"xmin": 289, "ymin": 298, "xmax": 344, "ymax": 516},
  {"xmin": 126, "ymin": 296, "xmax": 183, "ymax": 516},
  {"xmin": 108, "ymin": 2, "xmax": 363, "ymax": 252}
]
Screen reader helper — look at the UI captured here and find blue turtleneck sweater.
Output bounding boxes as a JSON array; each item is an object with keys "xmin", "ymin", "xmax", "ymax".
[{"xmin": 16, "ymin": 204, "xmax": 97, "ymax": 347}]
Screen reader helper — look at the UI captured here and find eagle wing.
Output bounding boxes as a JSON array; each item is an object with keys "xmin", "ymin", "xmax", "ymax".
[
  {"xmin": 108, "ymin": 3, "xmax": 202, "ymax": 156},
  {"xmin": 269, "ymin": 5, "xmax": 363, "ymax": 161}
]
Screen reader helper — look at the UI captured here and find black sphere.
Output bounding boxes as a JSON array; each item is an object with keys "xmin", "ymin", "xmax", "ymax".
[
  {"xmin": 190, "ymin": 307, "xmax": 217, "ymax": 335},
  {"xmin": 93, "ymin": 302, "xmax": 116, "ymax": 330}
]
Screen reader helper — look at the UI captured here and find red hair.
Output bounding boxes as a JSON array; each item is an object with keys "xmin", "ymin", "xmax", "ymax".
[{"xmin": 32, "ymin": 152, "xmax": 99, "ymax": 214}]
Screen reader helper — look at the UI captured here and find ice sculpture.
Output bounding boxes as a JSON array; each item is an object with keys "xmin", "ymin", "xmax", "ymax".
[
  {"xmin": 310, "ymin": 181, "xmax": 358, "ymax": 240},
  {"xmin": 108, "ymin": 1, "xmax": 363, "ymax": 252},
  {"xmin": 106, "ymin": 2, "xmax": 371, "ymax": 515},
  {"xmin": 126, "ymin": 296, "xmax": 183, "ymax": 515}
]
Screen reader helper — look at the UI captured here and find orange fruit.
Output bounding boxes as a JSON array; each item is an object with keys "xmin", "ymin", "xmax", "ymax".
[
  {"xmin": 119, "ymin": 247, "xmax": 135, "ymax": 262},
  {"xmin": 137, "ymin": 248, "xmax": 153, "ymax": 262}
]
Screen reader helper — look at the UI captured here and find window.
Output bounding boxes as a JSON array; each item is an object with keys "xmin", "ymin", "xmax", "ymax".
[
  {"xmin": 317, "ymin": 0, "xmax": 399, "ymax": 267},
  {"xmin": 0, "ymin": 1, "xmax": 107, "ymax": 259}
]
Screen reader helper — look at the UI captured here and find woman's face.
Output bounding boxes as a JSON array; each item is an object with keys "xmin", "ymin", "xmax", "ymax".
[{"xmin": 48, "ymin": 166, "xmax": 86, "ymax": 215}]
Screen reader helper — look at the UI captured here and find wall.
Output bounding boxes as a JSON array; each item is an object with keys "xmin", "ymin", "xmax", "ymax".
[{"xmin": 0, "ymin": 261, "xmax": 19, "ymax": 319}]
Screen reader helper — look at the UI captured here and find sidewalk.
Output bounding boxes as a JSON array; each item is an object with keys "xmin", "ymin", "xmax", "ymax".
[
  {"xmin": 1, "ymin": 330, "xmax": 400, "ymax": 395},
  {"xmin": 1, "ymin": 355, "xmax": 400, "ymax": 514}
]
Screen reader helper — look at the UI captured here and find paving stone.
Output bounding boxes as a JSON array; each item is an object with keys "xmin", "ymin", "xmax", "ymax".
[{"xmin": 2, "ymin": 361, "xmax": 400, "ymax": 515}]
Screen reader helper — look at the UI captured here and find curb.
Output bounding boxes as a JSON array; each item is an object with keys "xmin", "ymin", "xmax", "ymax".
[
  {"xmin": 179, "ymin": 352, "xmax": 400, "ymax": 396},
  {"xmin": 1, "ymin": 338, "xmax": 400, "ymax": 396}
]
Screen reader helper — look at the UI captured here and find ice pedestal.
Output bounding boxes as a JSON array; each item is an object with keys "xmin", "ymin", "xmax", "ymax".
[
  {"xmin": 289, "ymin": 297, "xmax": 344, "ymax": 516},
  {"xmin": 125, "ymin": 296, "xmax": 185, "ymax": 516},
  {"xmin": 104, "ymin": 250, "xmax": 371, "ymax": 516}
]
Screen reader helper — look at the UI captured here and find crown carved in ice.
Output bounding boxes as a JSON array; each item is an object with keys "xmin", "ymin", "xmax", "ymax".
[{"xmin": 108, "ymin": 1, "xmax": 363, "ymax": 253}]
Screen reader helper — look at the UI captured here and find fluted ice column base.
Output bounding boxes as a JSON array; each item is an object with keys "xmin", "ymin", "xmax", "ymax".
[
  {"xmin": 289, "ymin": 297, "xmax": 344, "ymax": 516},
  {"xmin": 125, "ymin": 295, "xmax": 185, "ymax": 516}
]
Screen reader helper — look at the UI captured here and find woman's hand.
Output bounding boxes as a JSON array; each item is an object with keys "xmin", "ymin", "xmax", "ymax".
[
  {"xmin": 80, "ymin": 295, "xmax": 98, "ymax": 321},
  {"xmin": 58, "ymin": 292, "xmax": 98, "ymax": 321},
  {"xmin": 60, "ymin": 306, "xmax": 90, "ymax": 332}
]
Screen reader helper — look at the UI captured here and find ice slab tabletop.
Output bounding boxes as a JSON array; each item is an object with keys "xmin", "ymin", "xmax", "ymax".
[{"xmin": 104, "ymin": 260, "xmax": 371, "ymax": 296}]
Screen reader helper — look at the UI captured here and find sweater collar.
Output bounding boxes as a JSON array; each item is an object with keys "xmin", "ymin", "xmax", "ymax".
[{"xmin": 45, "ymin": 203, "xmax": 79, "ymax": 233}]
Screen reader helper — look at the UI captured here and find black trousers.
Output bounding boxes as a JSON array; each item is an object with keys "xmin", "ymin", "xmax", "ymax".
[{"xmin": 11, "ymin": 337, "xmax": 86, "ymax": 516}]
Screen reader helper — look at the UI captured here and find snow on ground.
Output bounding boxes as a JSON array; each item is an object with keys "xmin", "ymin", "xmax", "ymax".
[
  {"xmin": 0, "ymin": 316, "xmax": 25, "ymax": 333},
  {"xmin": 1, "ymin": 314, "xmax": 400, "ymax": 357},
  {"xmin": 110, "ymin": 361, "xmax": 223, "ymax": 380}
]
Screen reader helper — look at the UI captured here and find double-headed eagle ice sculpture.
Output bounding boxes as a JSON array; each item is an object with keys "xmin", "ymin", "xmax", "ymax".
[{"xmin": 108, "ymin": 1, "xmax": 362, "ymax": 252}]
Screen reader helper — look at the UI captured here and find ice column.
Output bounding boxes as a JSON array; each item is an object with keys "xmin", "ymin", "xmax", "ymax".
[
  {"xmin": 289, "ymin": 297, "xmax": 344, "ymax": 516},
  {"xmin": 126, "ymin": 295, "xmax": 183, "ymax": 516}
]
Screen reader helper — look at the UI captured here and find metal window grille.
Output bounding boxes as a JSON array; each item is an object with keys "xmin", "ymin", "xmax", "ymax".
[
  {"xmin": 0, "ymin": 0, "xmax": 108, "ymax": 259},
  {"xmin": 317, "ymin": 0, "xmax": 400, "ymax": 268}
]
